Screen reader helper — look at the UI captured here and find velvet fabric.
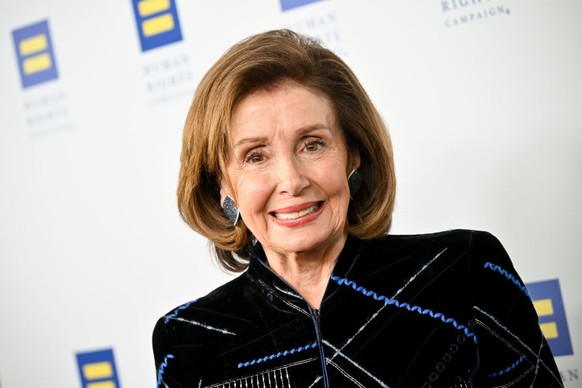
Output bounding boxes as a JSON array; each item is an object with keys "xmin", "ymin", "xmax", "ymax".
[{"xmin": 153, "ymin": 230, "xmax": 563, "ymax": 387}]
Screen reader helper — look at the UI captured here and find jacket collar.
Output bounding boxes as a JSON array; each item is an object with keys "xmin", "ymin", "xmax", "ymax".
[{"xmin": 247, "ymin": 236, "xmax": 364, "ymax": 307}]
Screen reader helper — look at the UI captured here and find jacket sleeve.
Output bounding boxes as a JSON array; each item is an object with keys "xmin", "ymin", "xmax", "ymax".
[
  {"xmin": 153, "ymin": 313, "xmax": 198, "ymax": 388},
  {"xmin": 153, "ymin": 316, "xmax": 180, "ymax": 388},
  {"xmin": 468, "ymin": 231, "xmax": 563, "ymax": 387}
]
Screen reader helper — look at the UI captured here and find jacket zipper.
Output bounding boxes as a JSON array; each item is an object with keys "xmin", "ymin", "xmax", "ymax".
[{"xmin": 309, "ymin": 306, "xmax": 330, "ymax": 388}]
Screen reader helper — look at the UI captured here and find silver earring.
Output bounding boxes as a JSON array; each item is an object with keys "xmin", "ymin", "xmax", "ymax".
[
  {"xmin": 348, "ymin": 169, "xmax": 362, "ymax": 198},
  {"xmin": 222, "ymin": 195, "xmax": 240, "ymax": 225}
]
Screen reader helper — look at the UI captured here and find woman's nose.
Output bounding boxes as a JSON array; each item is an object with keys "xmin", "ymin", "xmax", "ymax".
[{"xmin": 276, "ymin": 157, "xmax": 309, "ymax": 196}]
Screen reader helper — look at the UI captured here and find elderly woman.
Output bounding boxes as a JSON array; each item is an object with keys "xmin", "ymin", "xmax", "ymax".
[{"xmin": 153, "ymin": 30, "xmax": 562, "ymax": 387}]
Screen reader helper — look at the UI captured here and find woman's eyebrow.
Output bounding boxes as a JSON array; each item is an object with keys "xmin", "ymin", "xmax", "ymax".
[
  {"xmin": 233, "ymin": 136, "xmax": 268, "ymax": 149},
  {"xmin": 294, "ymin": 124, "xmax": 333, "ymax": 139},
  {"xmin": 233, "ymin": 124, "xmax": 331, "ymax": 148}
]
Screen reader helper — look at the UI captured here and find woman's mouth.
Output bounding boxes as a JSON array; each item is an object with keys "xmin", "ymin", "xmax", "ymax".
[{"xmin": 271, "ymin": 202, "xmax": 323, "ymax": 220}]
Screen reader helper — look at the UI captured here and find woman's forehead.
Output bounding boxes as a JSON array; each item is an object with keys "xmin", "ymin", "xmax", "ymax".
[{"xmin": 230, "ymin": 83, "xmax": 337, "ymax": 139}]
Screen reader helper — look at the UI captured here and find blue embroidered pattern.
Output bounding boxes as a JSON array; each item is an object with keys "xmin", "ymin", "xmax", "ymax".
[
  {"xmin": 164, "ymin": 300, "xmax": 197, "ymax": 324},
  {"xmin": 487, "ymin": 356, "xmax": 524, "ymax": 378},
  {"xmin": 483, "ymin": 262, "xmax": 530, "ymax": 297},
  {"xmin": 331, "ymin": 276, "xmax": 477, "ymax": 344},
  {"xmin": 157, "ymin": 353, "xmax": 175, "ymax": 388},
  {"xmin": 237, "ymin": 341, "xmax": 318, "ymax": 369}
]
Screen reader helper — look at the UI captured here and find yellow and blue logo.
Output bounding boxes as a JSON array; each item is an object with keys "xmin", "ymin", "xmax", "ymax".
[
  {"xmin": 526, "ymin": 278, "xmax": 573, "ymax": 357},
  {"xmin": 280, "ymin": 0, "xmax": 324, "ymax": 11},
  {"xmin": 132, "ymin": 0, "xmax": 183, "ymax": 52},
  {"xmin": 12, "ymin": 20, "xmax": 59, "ymax": 88},
  {"xmin": 76, "ymin": 349, "xmax": 120, "ymax": 388}
]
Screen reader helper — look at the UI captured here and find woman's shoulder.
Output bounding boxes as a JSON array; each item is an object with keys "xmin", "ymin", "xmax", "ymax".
[
  {"xmin": 364, "ymin": 228, "xmax": 503, "ymax": 254},
  {"xmin": 152, "ymin": 272, "xmax": 264, "ymax": 381},
  {"xmin": 361, "ymin": 229, "xmax": 518, "ymax": 290},
  {"xmin": 383, "ymin": 228, "xmax": 497, "ymax": 242},
  {"xmin": 152, "ymin": 271, "xmax": 253, "ymax": 342},
  {"xmin": 353, "ymin": 229, "xmax": 513, "ymax": 281}
]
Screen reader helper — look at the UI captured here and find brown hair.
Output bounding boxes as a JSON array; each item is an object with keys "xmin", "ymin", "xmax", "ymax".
[{"xmin": 177, "ymin": 29, "xmax": 396, "ymax": 272}]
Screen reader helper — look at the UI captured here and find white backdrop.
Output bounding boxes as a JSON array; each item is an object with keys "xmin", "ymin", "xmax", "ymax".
[{"xmin": 1, "ymin": 1, "xmax": 581, "ymax": 387}]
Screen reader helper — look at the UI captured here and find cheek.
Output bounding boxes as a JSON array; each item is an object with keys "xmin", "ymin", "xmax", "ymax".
[
  {"xmin": 317, "ymin": 160, "xmax": 350, "ymax": 197},
  {"xmin": 331, "ymin": 179, "xmax": 351, "ymax": 209},
  {"xmin": 235, "ymin": 173, "xmax": 273, "ymax": 214}
]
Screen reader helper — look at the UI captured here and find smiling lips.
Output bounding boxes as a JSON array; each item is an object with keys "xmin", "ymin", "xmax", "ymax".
[{"xmin": 271, "ymin": 201, "xmax": 323, "ymax": 221}]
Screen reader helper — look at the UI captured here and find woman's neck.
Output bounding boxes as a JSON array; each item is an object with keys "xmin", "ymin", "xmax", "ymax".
[{"xmin": 263, "ymin": 234, "xmax": 347, "ymax": 309}]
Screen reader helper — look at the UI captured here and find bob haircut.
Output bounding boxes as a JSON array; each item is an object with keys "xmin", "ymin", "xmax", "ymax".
[{"xmin": 177, "ymin": 29, "xmax": 396, "ymax": 272}]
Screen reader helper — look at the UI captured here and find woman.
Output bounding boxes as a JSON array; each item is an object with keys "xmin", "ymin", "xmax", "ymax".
[{"xmin": 153, "ymin": 29, "xmax": 562, "ymax": 387}]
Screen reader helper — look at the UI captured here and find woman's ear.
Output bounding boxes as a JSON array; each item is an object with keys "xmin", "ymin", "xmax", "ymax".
[
  {"xmin": 347, "ymin": 150, "xmax": 362, "ymax": 198},
  {"xmin": 351, "ymin": 149, "xmax": 361, "ymax": 171}
]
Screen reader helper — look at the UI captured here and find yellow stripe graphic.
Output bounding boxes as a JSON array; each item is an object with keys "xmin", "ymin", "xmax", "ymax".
[
  {"xmin": 533, "ymin": 298, "xmax": 554, "ymax": 317},
  {"xmin": 540, "ymin": 322, "xmax": 559, "ymax": 339},
  {"xmin": 83, "ymin": 362, "xmax": 113, "ymax": 379},
  {"xmin": 23, "ymin": 53, "xmax": 52, "ymax": 75},
  {"xmin": 138, "ymin": 0, "xmax": 170, "ymax": 17},
  {"xmin": 87, "ymin": 381, "xmax": 116, "ymax": 388},
  {"xmin": 142, "ymin": 14, "xmax": 174, "ymax": 37},
  {"xmin": 19, "ymin": 34, "xmax": 48, "ymax": 56}
]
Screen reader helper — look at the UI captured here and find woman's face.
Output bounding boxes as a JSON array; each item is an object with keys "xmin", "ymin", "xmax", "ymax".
[{"xmin": 222, "ymin": 81, "xmax": 358, "ymax": 260}]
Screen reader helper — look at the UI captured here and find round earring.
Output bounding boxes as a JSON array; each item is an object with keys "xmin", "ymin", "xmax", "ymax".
[
  {"xmin": 222, "ymin": 195, "xmax": 240, "ymax": 225},
  {"xmin": 348, "ymin": 169, "xmax": 362, "ymax": 198}
]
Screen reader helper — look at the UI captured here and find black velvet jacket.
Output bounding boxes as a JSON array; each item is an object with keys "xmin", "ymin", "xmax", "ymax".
[{"xmin": 153, "ymin": 230, "xmax": 562, "ymax": 387}]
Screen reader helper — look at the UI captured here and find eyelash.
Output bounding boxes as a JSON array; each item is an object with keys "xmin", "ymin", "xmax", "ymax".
[
  {"xmin": 244, "ymin": 150, "xmax": 264, "ymax": 164},
  {"xmin": 242, "ymin": 139, "xmax": 327, "ymax": 165},
  {"xmin": 304, "ymin": 139, "xmax": 326, "ymax": 152}
]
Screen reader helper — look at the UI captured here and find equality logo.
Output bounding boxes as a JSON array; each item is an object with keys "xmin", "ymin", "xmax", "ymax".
[
  {"xmin": 280, "ymin": 0, "xmax": 324, "ymax": 12},
  {"xmin": 12, "ymin": 20, "xmax": 59, "ymax": 89},
  {"xmin": 526, "ymin": 279, "xmax": 573, "ymax": 357},
  {"xmin": 76, "ymin": 349, "xmax": 121, "ymax": 388},
  {"xmin": 132, "ymin": 0, "xmax": 183, "ymax": 52}
]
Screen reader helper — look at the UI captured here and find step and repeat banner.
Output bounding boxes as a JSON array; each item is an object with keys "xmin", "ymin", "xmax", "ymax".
[{"xmin": 1, "ymin": 0, "xmax": 580, "ymax": 387}]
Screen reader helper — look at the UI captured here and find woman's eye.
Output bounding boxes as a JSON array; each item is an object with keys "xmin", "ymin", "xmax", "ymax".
[
  {"xmin": 304, "ymin": 140, "xmax": 325, "ymax": 152},
  {"xmin": 244, "ymin": 151, "xmax": 264, "ymax": 164}
]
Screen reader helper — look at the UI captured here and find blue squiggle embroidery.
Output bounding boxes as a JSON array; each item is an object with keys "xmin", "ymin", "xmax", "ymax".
[
  {"xmin": 487, "ymin": 356, "xmax": 524, "ymax": 378},
  {"xmin": 331, "ymin": 276, "xmax": 477, "ymax": 344},
  {"xmin": 237, "ymin": 341, "xmax": 318, "ymax": 369},
  {"xmin": 157, "ymin": 353, "xmax": 175, "ymax": 388},
  {"xmin": 483, "ymin": 262, "xmax": 529, "ymax": 297},
  {"xmin": 164, "ymin": 300, "xmax": 197, "ymax": 324}
]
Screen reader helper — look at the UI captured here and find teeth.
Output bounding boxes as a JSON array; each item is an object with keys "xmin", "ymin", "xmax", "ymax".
[{"xmin": 274, "ymin": 204, "xmax": 320, "ymax": 220}]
